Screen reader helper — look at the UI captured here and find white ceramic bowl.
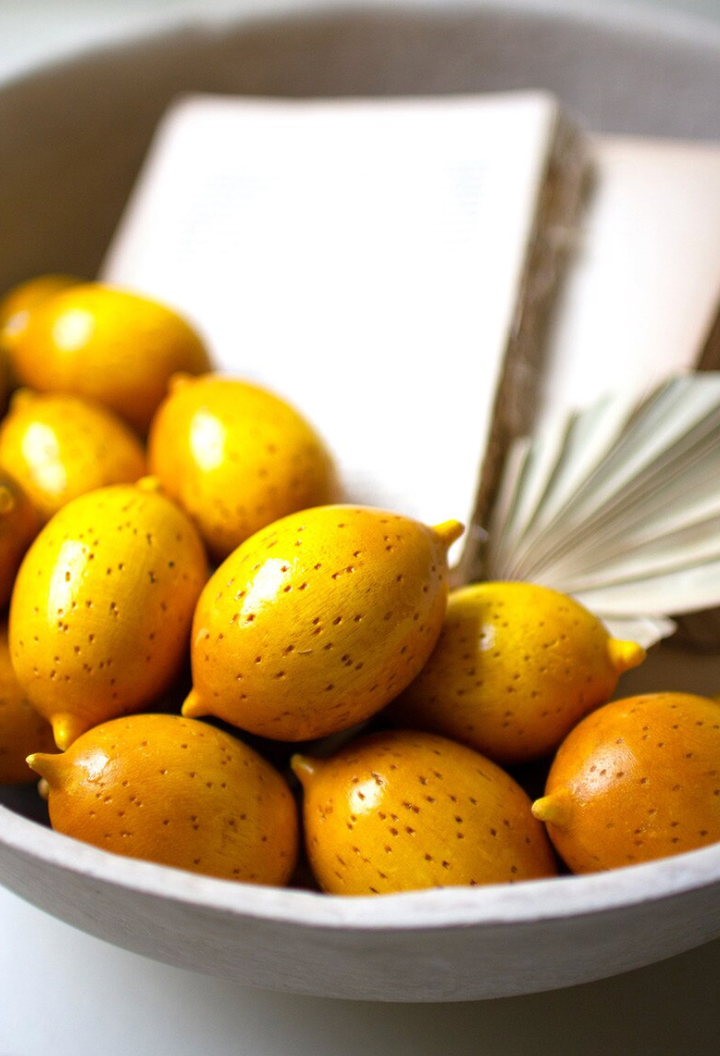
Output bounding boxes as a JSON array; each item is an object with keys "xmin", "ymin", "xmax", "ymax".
[{"xmin": 3, "ymin": 2, "xmax": 720, "ymax": 1002}]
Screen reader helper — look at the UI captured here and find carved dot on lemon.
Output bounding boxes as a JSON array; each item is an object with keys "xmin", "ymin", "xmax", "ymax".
[
  {"xmin": 387, "ymin": 582, "xmax": 645, "ymax": 765},
  {"xmin": 0, "ymin": 390, "xmax": 146, "ymax": 523},
  {"xmin": 0, "ymin": 622, "xmax": 55, "ymax": 784},
  {"xmin": 8, "ymin": 282, "xmax": 212, "ymax": 433},
  {"xmin": 291, "ymin": 729, "xmax": 557, "ymax": 894},
  {"xmin": 532, "ymin": 692, "xmax": 720, "ymax": 873},
  {"xmin": 148, "ymin": 374, "xmax": 338, "ymax": 562},
  {"xmin": 0, "ymin": 471, "xmax": 40, "ymax": 610},
  {"xmin": 9, "ymin": 479, "xmax": 208, "ymax": 749},
  {"xmin": 182, "ymin": 506, "xmax": 463, "ymax": 741},
  {"xmin": 27, "ymin": 713, "xmax": 298, "ymax": 884}
]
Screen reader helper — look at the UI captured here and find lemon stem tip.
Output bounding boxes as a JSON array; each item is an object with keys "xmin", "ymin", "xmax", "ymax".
[
  {"xmin": 290, "ymin": 754, "xmax": 319, "ymax": 786},
  {"xmin": 26, "ymin": 752, "xmax": 64, "ymax": 786},
  {"xmin": 169, "ymin": 372, "xmax": 193, "ymax": 393},
  {"xmin": 531, "ymin": 791, "xmax": 572, "ymax": 829},
  {"xmin": 609, "ymin": 638, "xmax": 646, "ymax": 674},
  {"xmin": 136, "ymin": 475, "xmax": 162, "ymax": 494},
  {"xmin": 433, "ymin": 520, "xmax": 465, "ymax": 550},
  {"xmin": 51, "ymin": 714, "xmax": 86, "ymax": 751},
  {"xmin": 181, "ymin": 689, "xmax": 207, "ymax": 719},
  {"xmin": 9, "ymin": 388, "xmax": 35, "ymax": 412}
]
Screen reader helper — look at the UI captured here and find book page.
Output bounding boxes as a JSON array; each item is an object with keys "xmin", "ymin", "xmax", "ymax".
[
  {"xmin": 101, "ymin": 91, "xmax": 566, "ymax": 554},
  {"xmin": 539, "ymin": 134, "xmax": 720, "ymax": 422}
]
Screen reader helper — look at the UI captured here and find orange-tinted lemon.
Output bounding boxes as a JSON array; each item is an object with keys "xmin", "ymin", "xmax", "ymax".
[
  {"xmin": 0, "ymin": 390, "xmax": 146, "ymax": 523},
  {"xmin": 28, "ymin": 713, "xmax": 298, "ymax": 884},
  {"xmin": 9, "ymin": 283, "xmax": 211, "ymax": 433},
  {"xmin": 292, "ymin": 729, "xmax": 557, "ymax": 894},
  {"xmin": 0, "ymin": 471, "xmax": 39, "ymax": 609},
  {"xmin": 10, "ymin": 479, "xmax": 207, "ymax": 749},
  {"xmin": 148, "ymin": 374, "xmax": 338, "ymax": 562},
  {"xmin": 532, "ymin": 692, "xmax": 720, "ymax": 873},
  {"xmin": 388, "ymin": 582, "xmax": 645, "ymax": 765},
  {"xmin": 0, "ymin": 622, "xmax": 55, "ymax": 784},
  {"xmin": 183, "ymin": 506, "xmax": 463, "ymax": 741}
]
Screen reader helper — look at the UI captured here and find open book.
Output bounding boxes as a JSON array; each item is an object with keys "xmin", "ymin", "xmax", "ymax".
[
  {"xmin": 101, "ymin": 91, "xmax": 589, "ymax": 569},
  {"xmin": 101, "ymin": 91, "xmax": 720, "ymax": 647}
]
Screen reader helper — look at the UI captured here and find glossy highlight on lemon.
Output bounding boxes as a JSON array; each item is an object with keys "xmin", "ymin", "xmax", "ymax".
[
  {"xmin": 9, "ymin": 282, "xmax": 212, "ymax": 432},
  {"xmin": 27, "ymin": 713, "xmax": 299, "ymax": 884},
  {"xmin": 292, "ymin": 729, "xmax": 557, "ymax": 894},
  {"xmin": 183, "ymin": 505, "xmax": 463, "ymax": 741},
  {"xmin": 388, "ymin": 582, "xmax": 645, "ymax": 764},
  {"xmin": 148, "ymin": 373, "xmax": 338, "ymax": 562},
  {"xmin": 10, "ymin": 478, "xmax": 208, "ymax": 748}
]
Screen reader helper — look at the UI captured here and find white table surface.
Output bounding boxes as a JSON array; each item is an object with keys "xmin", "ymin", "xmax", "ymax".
[{"xmin": 2, "ymin": 1, "xmax": 720, "ymax": 1053}]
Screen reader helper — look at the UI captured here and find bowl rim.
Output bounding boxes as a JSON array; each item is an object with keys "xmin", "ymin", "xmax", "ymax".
[
  {"xmin": 5, "ymin": 0, "xmax": 720, "ymax": 96},
  {"xmin": 3, "ymin": 801, "xmax": 720, "ymax": 931}
]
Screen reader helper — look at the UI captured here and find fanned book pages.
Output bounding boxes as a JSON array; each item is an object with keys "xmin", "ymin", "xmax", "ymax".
[
  {"xmin": 100, "ymin": 90, "xmax": 589, "ymax": 568},
  {"xmin": 485, "ymin": 372, "xmax": 720, "ymax": 647}
]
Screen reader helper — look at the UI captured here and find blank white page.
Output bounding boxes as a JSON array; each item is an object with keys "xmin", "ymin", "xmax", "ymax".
[
  {"xmin": 101, "ymin": 91, "xmax": 562, "ymax": 551},
  {"xmin": 540, "ymin": 134, "xmax": 720, "ymax": 421}
]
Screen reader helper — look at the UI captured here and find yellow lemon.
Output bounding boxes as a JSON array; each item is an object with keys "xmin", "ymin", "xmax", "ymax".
[
  {"xmin": 28, "ymin": 713, "xmax": 298, "ymax": 884},
  {"xmin": 387, "ymin": 582, "xmax": 645, "ymax": 765},
  {"xmin": 0, "ymin": 390, "xmax": 146, "ymax": 523},
  {"xmin": 0, "ymin": 471, "xmax": 40, "ymax": 610},
  {"xmin": 532, "ymin": 692, "xmax": 720, "ymax": 873},
  {"xmin": 0, "ymin": 622, "xmax": 55, "ymax": 785},
  {"xmin": 292, "ymin": 729, "xmax": 557, "ymax": 894},
  {"xmin": 183, "ymin": 506, "xmax": 463, "ymax": 741},
  {"xmin": 9, "ymin": 479, "xmax": 208, "ymax": 749},
  {"xmin": 0, "ymin": 274, "xmax": 82, "ymax": 358},
  {"xmin": 148, "ymin": 374, "xmax": 338, "ymax": 562},
  {"xmin": 9, "ymin": 283, "xmax": 211, "ymax": 433}
]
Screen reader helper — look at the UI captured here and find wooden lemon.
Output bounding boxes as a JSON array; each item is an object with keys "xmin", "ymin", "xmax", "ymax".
[
  {"xmin": 387, "ymin": 582, "xmax": 645, "ymax": 765},
  {"xmin": 9, "ymin": 282, "xmax": 211, "ymax": 433},
  {"xmin": 292, "ymin": 729, "xmax": 557, "ymax": 894},
  {"xmin": 0, "ymin": 471, "xmax": 40, "ymax": 610},
  {"xmin": 0, "ymin": 390, "xmax": 146, "ymax": 523},
  {"xmin": 148, "ymin": 374, "xmax": 338, "ymax": 562},
  {"xmin": 0, "ymin": 622, "xmax": 55, "ymax": 784},
  {"xmin": 0, "ymin": 274, "xmax": 82, "ymax": 359},
  {"xmin": 183, "ymin": 505, "xmax": 463, "ymax": 741},
  {"xmin": 27, "ymin": 713, "xmax": 298, "ymax": 884},
  {"xmin": 9, "ymin": 479, "xmax": 208, "ymax": 749},
  {"xmin": 532, "ymin": 692, "xmax": 720, "ymax": 873}
]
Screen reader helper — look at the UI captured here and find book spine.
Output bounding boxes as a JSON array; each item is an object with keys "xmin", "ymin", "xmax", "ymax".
[{"xmin": 455, "ymin": 108, "xmax": 592, "ymax": 587}]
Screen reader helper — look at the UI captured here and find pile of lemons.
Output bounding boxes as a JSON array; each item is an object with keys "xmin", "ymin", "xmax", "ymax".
[{"xmin": 1, "ymin": 275, "xmax": 719, "ymax": 895}]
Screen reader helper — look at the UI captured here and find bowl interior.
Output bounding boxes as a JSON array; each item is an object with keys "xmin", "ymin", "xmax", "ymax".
[{"xmin": 3, "ymin": 1, "xmax": 720, "ymax": 1001}]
